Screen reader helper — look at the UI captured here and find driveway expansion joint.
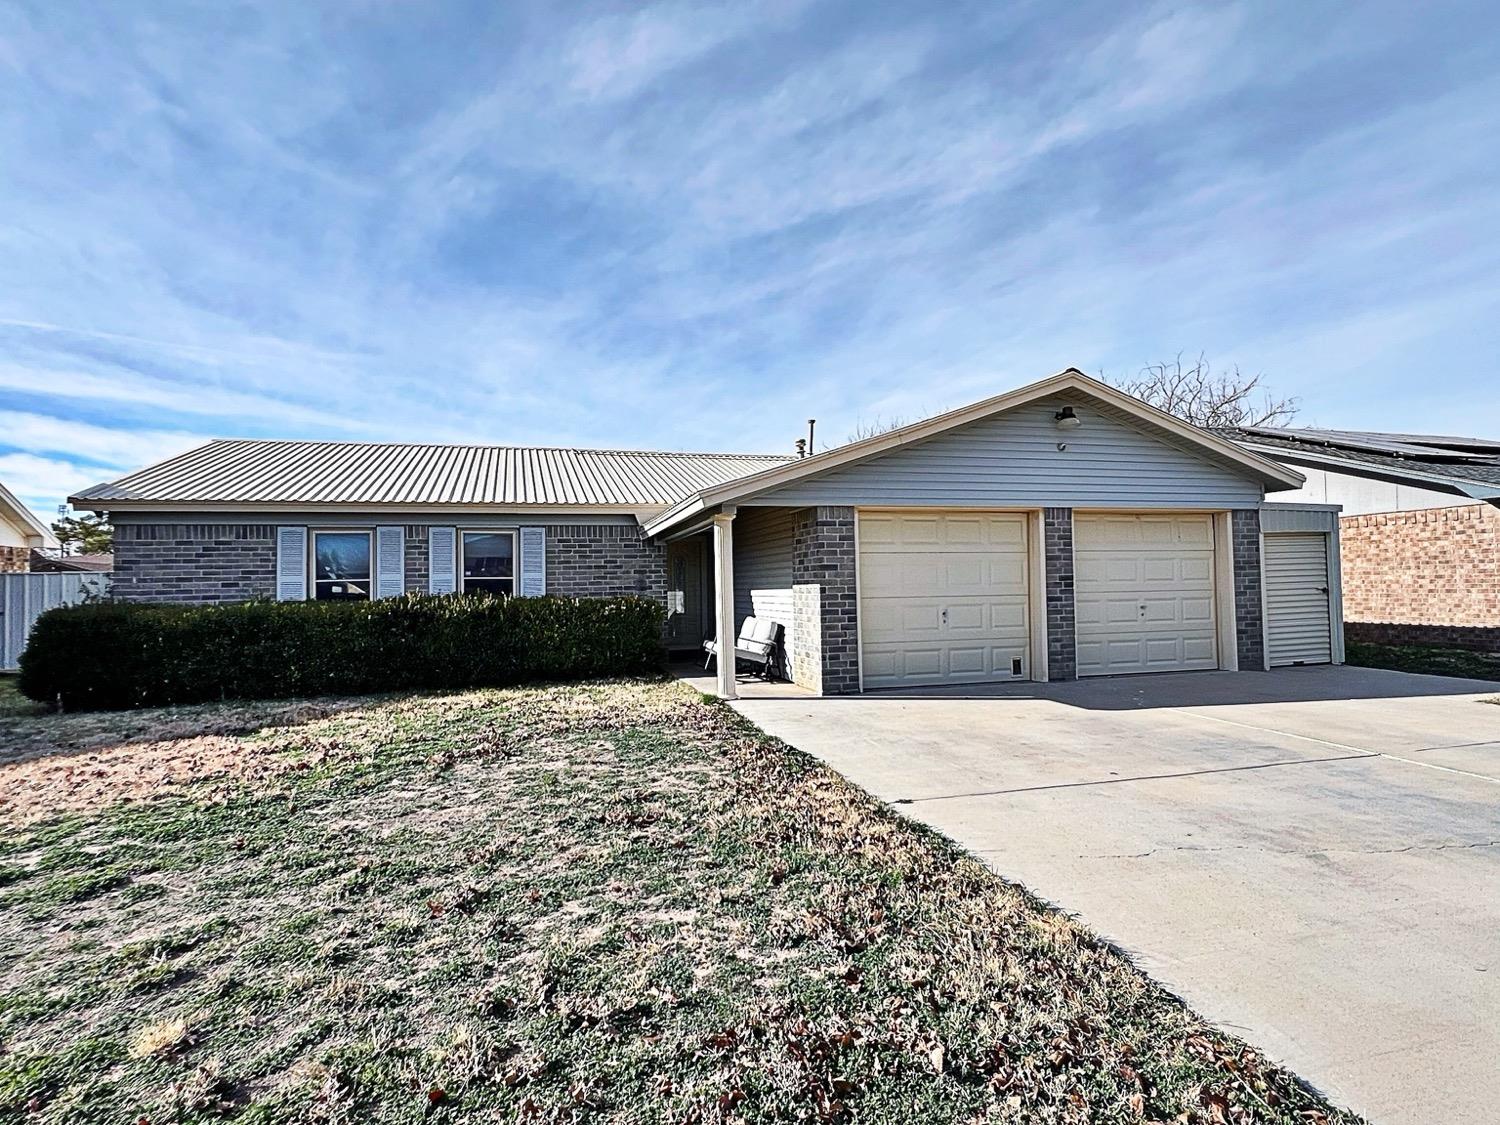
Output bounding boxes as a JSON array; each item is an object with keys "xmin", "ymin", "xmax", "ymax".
[{"xmin": 1081, "ymin": 840, "xmax": 1500, "ymax": 860}]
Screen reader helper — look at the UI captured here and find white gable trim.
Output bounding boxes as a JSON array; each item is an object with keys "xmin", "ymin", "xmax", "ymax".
[
  {"xmin": 0, "ymin": 481, "xmax": 57, "ymax": 548},
  {"xmin": 644, "ymin": 369, "xmax": 1306, "ymax": 537}
]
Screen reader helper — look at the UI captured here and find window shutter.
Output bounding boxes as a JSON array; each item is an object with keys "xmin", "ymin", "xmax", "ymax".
[
  {"xmin": 276, "ymin": 527, "xmax": 307, "ymax": 601},
  {"xmin": 519, "ymin": 526, "xmax": 546, "ymax": 596},
  {"xmin": 376, "ymin": 526, "xmax": 405, "ymax": 598},
  {"xmin": 428, "ymin": 527, "xmax": 456, "ymax": 594}
]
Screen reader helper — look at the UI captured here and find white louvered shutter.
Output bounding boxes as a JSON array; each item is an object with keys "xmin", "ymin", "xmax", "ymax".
[
  {"xmin": 519, "ymin": 526, "xmax": 546, "ymax": 596},
  {"xmin": 276, "ymin": 527, "xmax": 308, "ymax": 601},
  {"xmin": 376, "ymin": 526, "xmax": 405, "ymax": 598},
  {"xmin": 428, "ymin": 527, "xmax": 457, "ymax": 594}
]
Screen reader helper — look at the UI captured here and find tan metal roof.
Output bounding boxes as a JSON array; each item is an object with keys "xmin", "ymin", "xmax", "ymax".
[{"xmin": 73, "ymin": 439, "xmax": 795, "ymax": 510}]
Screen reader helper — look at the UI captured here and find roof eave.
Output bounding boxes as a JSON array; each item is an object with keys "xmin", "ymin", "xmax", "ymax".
[
  {"xmin": 0, "ymin": 481, "xmax": 57, "ymax": 546},
  {"xmin": 1237, "ymin": 444, "xmax": 1500, "ymax": 500},
  {"xmin": 84, "ymin": 499, "xmax": 665, "ymax": 518}
]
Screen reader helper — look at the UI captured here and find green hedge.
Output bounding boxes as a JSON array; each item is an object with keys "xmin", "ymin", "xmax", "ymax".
[{"xmin": 18, "ymin": 594, "xmax": 666, "ymax": 711}]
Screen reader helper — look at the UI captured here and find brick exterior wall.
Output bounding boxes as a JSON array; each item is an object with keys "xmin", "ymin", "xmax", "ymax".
[
  {"xmin": 1042, "ymin": 508, "xmax": 1076, "ymax": 681},
  {"xmin": 792, "ymin": 506, "xmax": 859, "ymax": 695},
  {"xmin": 112, "ymin": 523, "xmax": 277, "ymax": 603},
  {"xmin": 1231, "ymin": 509, "xmax": 1265, "ymax": 671},
  {"xmin": 113, "ymin": 520, "xmax": 665, "ymax": 605},
  {"xmin": 403, "ymin": 526, "xmax": 430, "ymax": 592},
  {"xmin": 545, "ymin": 524, "xmax": 666, "ymax": 600},
  {"xmin": 1345, "ymin": 620, "xmax": 1500, "ymax": 653},
  {"xmin": 0, "ymin": 545, "xmax": 29, "ymax": 573},
  {"xmin": 1339, "ymin": 504, "xmax": 1500, "ymax": 646}
]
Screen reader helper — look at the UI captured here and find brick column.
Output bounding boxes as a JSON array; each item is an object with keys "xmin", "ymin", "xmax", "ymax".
[
  {"xmin": 1231, "ymin": 509, "xmax": 1265, "ymax": 670},
  {"xmin": 1043, "ymin": 508, "xmax": 1076, "ymax": 681},
  {"xmin": 792, "ymin": 506, "xmax": 859, "ymax": 695}
]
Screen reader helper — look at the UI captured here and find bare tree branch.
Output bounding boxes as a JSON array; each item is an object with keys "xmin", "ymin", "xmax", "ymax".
[
  {"xmin": 1106, "ymin": 352, "xmax": 1298, "ymax": 428},
  {"xmin": 845, "ymin": 414, "xmax": 912, "ymax": 444}
]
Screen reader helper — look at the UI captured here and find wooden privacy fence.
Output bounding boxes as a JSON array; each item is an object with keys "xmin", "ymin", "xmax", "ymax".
[{"xmin": 0, "ymin": 573, "xmax": 111, "ymax": 671}]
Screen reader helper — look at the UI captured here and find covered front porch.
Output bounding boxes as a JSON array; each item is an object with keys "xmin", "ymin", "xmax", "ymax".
[{"xmin": 659, "ymin": 504, "xmax": 858, "ymax": 699}]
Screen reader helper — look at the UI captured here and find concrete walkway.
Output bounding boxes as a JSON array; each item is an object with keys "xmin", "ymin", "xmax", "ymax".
[{"xmin": 726, "ymin": 665, "xmax": 1500, "ymax": 1125}]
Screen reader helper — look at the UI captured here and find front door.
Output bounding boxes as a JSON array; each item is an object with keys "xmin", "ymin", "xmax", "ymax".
[{"xmin": 665, "ymin": 537, "xmax": 708, "ymax": 651}]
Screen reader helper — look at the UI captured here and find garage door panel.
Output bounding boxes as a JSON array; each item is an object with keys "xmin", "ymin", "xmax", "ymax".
[
  {"xmin": 1075, "ymin": 513, "xmax": 1218, "ymax": 677},
  {"xmin": 859, "ymin": 511, "xmax": 1031, "ymax": 688}
]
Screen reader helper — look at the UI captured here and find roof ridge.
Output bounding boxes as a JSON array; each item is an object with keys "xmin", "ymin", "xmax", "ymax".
[{"xmin": 207, "ymin": 437, "xmax": 795, "ymax": 460}]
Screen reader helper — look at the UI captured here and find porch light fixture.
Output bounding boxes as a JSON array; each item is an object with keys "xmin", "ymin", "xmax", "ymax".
[{"xmin": 1054, "ymin": 405, "xmax": 1082, "ymax": 429}]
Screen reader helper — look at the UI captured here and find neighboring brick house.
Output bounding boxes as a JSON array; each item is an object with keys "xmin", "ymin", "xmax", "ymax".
[
  {"xmin": 0, "ymin": 480, "xmax": 58, "ymax": 571},
  {"xmin": 1229, "ymin": 427, "xmax": 1500, "ymax": 652},
  {"xmin": 73, "ymin": 369, "xmax": 1329, "ymax": 697}
]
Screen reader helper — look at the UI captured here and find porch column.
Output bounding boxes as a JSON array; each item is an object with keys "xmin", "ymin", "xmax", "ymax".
[{"xmin": 712, "ymin": 509, "xmax": 737, "ymax": 699}]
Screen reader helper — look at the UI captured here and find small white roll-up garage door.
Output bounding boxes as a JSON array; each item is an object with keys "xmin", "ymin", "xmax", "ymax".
[
  {"xmin": 1264, "ymin": 533, "xmax": 1333, "ymax": 666},
  {"xmin": 859, "ymin": 511, "xmax": 1029, "ymax": 689},
  {"xmin": 1075, "ymin": 513, "xmax": 1218, "ymax": 676}
]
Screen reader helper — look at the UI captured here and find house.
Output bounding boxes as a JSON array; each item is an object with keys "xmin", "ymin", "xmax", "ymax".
[
  {"xmin": 70, "ymin": 369, "xmax": 1344, "ymax": 697},
  {"xmin": 29, "ymin": 552, "xmax": 114, "ymax": 573},
  {"xmin": 1227, "ymin": 426, "xmax": 1500, "ymax": 652},
  {"xmin": 0, "ymin": 481, "xmax": 57, "ymax": 572}
]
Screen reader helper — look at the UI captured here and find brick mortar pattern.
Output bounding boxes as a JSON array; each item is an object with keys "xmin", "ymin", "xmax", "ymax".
[
  {"xmin": 0, "ymin": 545, "xmax": 30, "ymax": 573},
  {"xmin": 792, "ymin": 506, "xmax": 859, "ymax": 695},
  {"xmin": 1346, "ymin": 620, "xmax": 1500, "ymax": 653},
  {"xmin": 1231, "ymin": 509, "xmax": 1265, "ymax": 670},
  {"xmin": 112, "ymin": 523, "xmax": 277, "ymax": 604},
  {"xmin": 114, "ymin": 521, "xmax": 664, "ymax": 605},
  {"xmin": 1042, "ymin": 508, "xmax": 1076, "ymax": 681},
  {"xmin": 1339, "ymin": 503, "xmax": 1500, "ymax": 629}
]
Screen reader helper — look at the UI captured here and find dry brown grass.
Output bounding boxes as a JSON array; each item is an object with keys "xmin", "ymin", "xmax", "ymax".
[{"xmin": 0, "ymin": 679, "xmax": 1362, "ymax": 1124}]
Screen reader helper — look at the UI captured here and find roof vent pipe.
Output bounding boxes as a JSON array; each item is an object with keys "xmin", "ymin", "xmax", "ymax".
[{"xmin": 808, "ymin": 418, "xmax": 816, "ymax": 454}]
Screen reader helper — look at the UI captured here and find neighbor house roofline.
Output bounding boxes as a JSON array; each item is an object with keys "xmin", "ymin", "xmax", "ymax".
[
  {"xmin": 643, "ymin": 368, "xmax": 1306, "ymax": 537},
  {"xmin": 1234, "ymin": 442, "xmax": 1500, "ymax": 501},
  {"xmin": 0, "ymin": 480, "xmax": 57, "ymax": 548}
]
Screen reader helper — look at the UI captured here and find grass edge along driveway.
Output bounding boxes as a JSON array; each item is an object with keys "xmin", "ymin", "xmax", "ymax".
[{"xmin": 0, "ymin": 677, "xmax": 1362, "ymax": 1124}]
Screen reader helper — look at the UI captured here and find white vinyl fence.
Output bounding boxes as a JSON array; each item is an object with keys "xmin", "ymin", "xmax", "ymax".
[{"xmin": 0, "ymin": 573, "xmax": 111, "ymax": 671}]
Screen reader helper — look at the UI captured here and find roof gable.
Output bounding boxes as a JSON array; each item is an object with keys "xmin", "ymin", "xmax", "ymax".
[
  {"xmin": 0, "ymin": 480, "xmax": 55, "ymax": 547},
  {"xmin": 645, "ymin": 369, "xmax": 1304, "ymax": 535}
]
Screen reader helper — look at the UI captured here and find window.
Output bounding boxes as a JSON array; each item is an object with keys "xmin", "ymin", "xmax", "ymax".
[
  {"xmin": 312, "ymin": 531, "xmax": 372, "ymax": 601},
  {"xmin": 461, "ymin": 531, "xmax": 515, "ymax": 596}
]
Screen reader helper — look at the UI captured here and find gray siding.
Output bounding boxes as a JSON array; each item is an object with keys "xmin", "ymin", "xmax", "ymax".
[
  {"xmin": 733, "ymin": 506, "xmax": 798, "ymax": 673},
  {"xmin": 749, "ymin": 390, "xmax": 1264, "ymax": 509}
]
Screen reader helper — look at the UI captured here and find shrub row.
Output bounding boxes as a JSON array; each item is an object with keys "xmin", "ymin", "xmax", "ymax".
[{"xmin": 18, "ymin": 594, "xmax": 667, "ymax": 711}]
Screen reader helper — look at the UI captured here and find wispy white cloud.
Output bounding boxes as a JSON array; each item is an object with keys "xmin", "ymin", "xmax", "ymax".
[
  {"xmin": 0, "ymin": 0, "xmax": 1497, "ymax": 518},
  {"xmin": 0, "ymin": 411, "xmax": 208, "ymax": 470}
]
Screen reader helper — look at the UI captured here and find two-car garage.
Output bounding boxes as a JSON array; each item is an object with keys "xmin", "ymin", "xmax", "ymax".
[{"xmin": 857, "ymin": 507, "xmax": 1342, "ymax": 690}]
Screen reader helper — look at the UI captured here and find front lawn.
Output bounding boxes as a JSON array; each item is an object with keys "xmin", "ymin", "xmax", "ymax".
[
  {"xmin": 0, "ymin": 679, "xmax": 1359, "ymax": 1124},
  {"xmin": 1345, "ymin": 640, "xmax": 1500, "ymax": 682}
]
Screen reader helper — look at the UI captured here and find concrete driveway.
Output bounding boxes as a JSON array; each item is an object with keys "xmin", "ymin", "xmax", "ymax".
[{"xmin": 730, "ymin": 665, "xmax": 1500, "ymax": 1125}]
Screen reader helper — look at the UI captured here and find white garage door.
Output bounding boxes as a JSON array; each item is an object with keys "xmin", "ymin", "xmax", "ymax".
[
  {"xmin": 1075, "ymin": 513, "xmax": 1218, "ymax": 677},
  {"xmin": 859, "ymin": 512, "xmax": 1029, "ymax": 689},
  {"xmin": 1264, "ymin": 533, "xmax": 1333, "ymax": 666}
]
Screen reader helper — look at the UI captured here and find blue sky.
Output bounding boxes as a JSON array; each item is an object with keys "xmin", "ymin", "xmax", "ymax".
[{"xmin": 3, "ymin": 1, "xmax": 1499, "ymax": 522}]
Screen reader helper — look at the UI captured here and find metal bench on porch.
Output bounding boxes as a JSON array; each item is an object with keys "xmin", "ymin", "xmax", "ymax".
[{"xmin": 703, "ymin": 616, "xmax": 784, "ymax": 681}]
